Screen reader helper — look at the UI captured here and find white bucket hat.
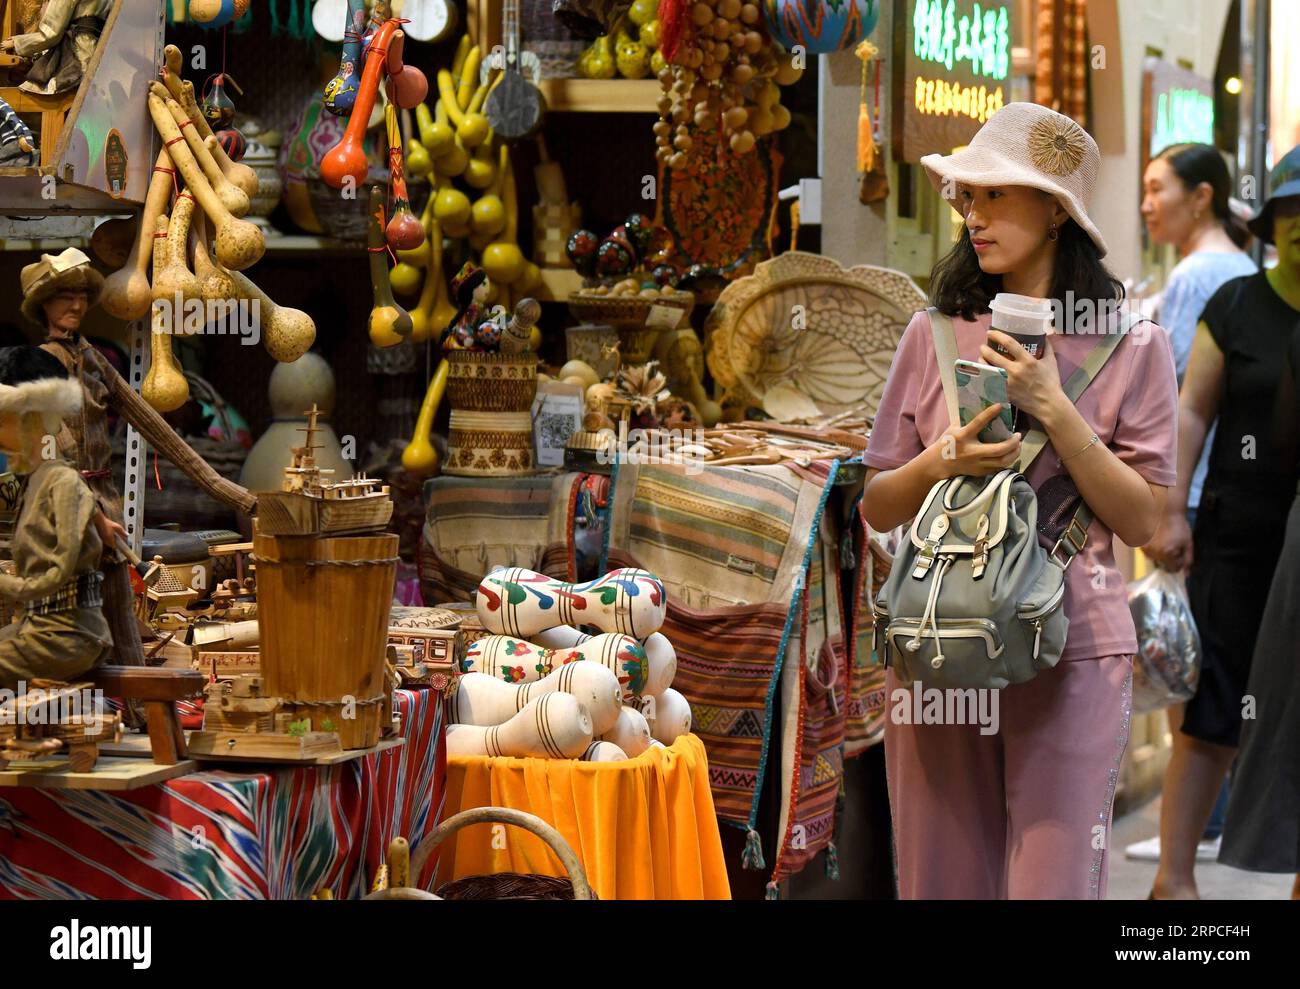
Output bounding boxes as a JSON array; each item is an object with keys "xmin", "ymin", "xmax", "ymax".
[{"xmin": 920, "ymin": 102, "xmax": 1108, "ymax": 257}]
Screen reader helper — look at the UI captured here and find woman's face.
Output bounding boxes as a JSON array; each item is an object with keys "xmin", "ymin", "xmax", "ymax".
[
  {"xmin": 958, "ymin": 184, "xmax": 1063, "ymax": 275},
  {"xmin": 1141, "ymin": 158, "xmax": 1205, "ymax": 245},
  {"xmin": 1272, "ymin": 196, "xmax": 1300, "ymax": 272}
]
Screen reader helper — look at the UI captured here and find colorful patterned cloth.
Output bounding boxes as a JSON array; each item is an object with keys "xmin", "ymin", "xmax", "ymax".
[
  {"xmin": 844, "ymin": 506, "xmax": 888, "ymax": 757},
  {"xmin": 0, "ymin": 689, "xmax": 445, "ymax": 899},
  {"xmin": 419, "ymin": 473, "xmax": 582, "ymax": 603}
]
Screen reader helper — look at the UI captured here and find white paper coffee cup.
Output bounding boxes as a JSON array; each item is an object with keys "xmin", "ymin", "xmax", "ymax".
[{"xmin": 989, "ymin": 293, "xmax": 1053, "ymax": 359}]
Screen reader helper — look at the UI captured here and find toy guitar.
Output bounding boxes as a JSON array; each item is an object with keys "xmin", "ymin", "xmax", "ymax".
[{"xmin": 484, "ymin": 0, "xmax": 546, "ymax": 142}]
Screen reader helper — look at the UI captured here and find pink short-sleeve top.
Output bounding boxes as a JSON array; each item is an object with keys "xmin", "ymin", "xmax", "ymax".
[{"xmin": 864, "ymin": 308, "xmax": 1179, "ymax": 662}]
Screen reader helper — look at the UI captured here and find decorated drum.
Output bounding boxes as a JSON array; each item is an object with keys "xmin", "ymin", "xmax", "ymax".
[{"xmin": 445, "ymin": 350, "xmax": 538, "ymax": 413}]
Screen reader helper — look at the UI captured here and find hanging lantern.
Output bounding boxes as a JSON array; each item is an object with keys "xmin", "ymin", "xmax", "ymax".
[{"xmin": 762, "ymin": 0, "xmax": 879, "ymax": 54}]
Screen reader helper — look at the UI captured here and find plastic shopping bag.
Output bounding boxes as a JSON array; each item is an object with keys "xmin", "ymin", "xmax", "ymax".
[{"xmin": 1128, "ymin": 568, "xmax": 1201, "ymax": 713}]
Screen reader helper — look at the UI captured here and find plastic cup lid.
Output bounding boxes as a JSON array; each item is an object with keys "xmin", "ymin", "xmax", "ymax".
[{"xmin": 990, "ymin": 293, "xmax": 1054, "ymax": 334}]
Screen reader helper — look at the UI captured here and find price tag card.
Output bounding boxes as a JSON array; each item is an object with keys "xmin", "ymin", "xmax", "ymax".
[{"xmin": 645, "ymin": 304, "xmax": 686, "ymax": 331}]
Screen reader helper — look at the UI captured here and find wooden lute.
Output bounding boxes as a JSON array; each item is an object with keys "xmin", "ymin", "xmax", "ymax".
[{"xmin": 484, "ymin": 0, "xmax": 545, "ymax": 142}]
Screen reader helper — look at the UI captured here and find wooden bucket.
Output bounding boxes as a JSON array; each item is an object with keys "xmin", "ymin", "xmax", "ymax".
[{"xmin": 254, "ymin": 531, "xmax": 399, "ymax": 748}]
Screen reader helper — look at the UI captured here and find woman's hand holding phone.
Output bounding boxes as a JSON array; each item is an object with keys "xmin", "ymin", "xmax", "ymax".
[
  {"xmin": 980, "ymin": 329, "xmax": 1067, "ymax": 421},
  {"xmin": 930, "ymin": 403, "xmax": 1023, "ymax": 478}
]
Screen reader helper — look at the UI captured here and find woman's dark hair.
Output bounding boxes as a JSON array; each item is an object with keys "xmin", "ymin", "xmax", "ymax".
[
  {"xmin": 1154, "ymin": 142, "xmax": 1251, "ymax": 248},
  {"xmin": 930, "ymin": 217, "xmax": 1124, "ymax": 321}
]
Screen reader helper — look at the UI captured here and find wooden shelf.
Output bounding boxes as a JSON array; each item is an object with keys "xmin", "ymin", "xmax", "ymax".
[{"xmin": 539, "ymin": 78, "xmax": 662, "ymax": 114}]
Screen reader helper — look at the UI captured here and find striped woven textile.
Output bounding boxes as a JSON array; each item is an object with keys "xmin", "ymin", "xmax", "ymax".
[
  {"xmin": 844, "ymin": 506, "xmax": 888, "ymax": 757},
  {"xmin": 606, "ymin": 460, "xmax": 840, "ymax": 876},
  {"xmin": 419, "ymin": 473, "xmax": 581, "ymax": 603},
  {"xmin": 0, "ymin": 689, "xmax": 444, "ymax": 899}
]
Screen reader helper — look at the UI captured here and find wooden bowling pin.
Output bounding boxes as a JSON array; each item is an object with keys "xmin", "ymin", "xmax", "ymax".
[
  {"xmin": 446, "ymin": 693, "xmax": 593, "ymax": 759},
  {"xmin": 533, "ymin": 626, "xmax": 678, "ymax": 697},
  {"xmin": 581, "ymin": 740, "xmax": 628, "ymax": 762},
  {"xmin": 638, "ymin": 687, "xmax": 692, "ymax": 745},
  {"xmin": 463, "ymin": 632, "xmax": 649, "ymax": 698},
  {"xmin": 447, "ymin": 665, "xmax": 622, "ymax": 736},
  {"xmin": 598, "ymin": 704, "xmax": 652, "ymax": 757},
  {"xmin": 476, "ymin": 567, "xmax": 667, "ymax": 640}
]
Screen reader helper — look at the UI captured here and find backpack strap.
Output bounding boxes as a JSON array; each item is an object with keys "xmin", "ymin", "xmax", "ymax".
[
  {"xmin": 926, "ymin": 306, "xmax": 1150, "ymax": 567},
  {"xmin": 928, "ymin": 307, "xmax": 962, "ymax": 429}
]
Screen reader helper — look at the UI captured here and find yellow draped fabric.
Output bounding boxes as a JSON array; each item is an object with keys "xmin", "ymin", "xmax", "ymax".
[{"xmin": 436, "ymin": 733, "xmax": 731, "ymax": 900}]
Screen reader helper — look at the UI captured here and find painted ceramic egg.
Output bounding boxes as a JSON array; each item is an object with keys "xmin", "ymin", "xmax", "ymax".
[
  {"xmin": 566, "ymin": 229, "xmax": 601, "ymax": 276},
  {"xmin": 475, "ymin": 318, "xmax": 503, "ymax": 349},
  {"xmin": 651, "ymin": 263, "xmax": 680, "ymax": 288},
  {"xmin": 596, "ymin": 239, "xmax": 634, "ymax": 277},
  {"xmin": 623, "ymin": 212, "xmax": 654, "ymax": 255},
  {"xmin": 643, "ymin": 224, "xmax": 677, "ymax": 265}
]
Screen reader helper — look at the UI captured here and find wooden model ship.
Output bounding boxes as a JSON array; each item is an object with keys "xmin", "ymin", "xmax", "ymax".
[{"xmin": 255, "ymin": 406, "xmax": 394, "ymax": 536}]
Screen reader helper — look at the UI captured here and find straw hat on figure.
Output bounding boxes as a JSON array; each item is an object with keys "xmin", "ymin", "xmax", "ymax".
[
  {"xmin": 0, "ymin": 346, "xmax": 111, "ymax": 690},
  {"xmin": 20, "ymin": 248, "xmax": 255, "ymax": 669}
]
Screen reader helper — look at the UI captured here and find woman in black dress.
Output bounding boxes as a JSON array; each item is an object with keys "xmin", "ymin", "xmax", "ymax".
[
  {"xmin": 1218, "ymin": 320, "xmax": 1300, "ymax": 894},
  {"xmin": 1144, "ymin": 144, "xmax": 1300, "ymax": 898}
]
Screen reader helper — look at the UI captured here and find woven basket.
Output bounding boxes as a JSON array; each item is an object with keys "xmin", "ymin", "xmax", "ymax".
[
  {"xmin": 445, "ymin": 350, "xmax": 538, "ymax": 413},
  {"xmin": 397, "ymin": 805, "xmax": 594, "ymax": 901},
  {"xmin": 567, "ymin": 291, "xmax": 694, "ymax": 364},
  {"xmin": 307, "ymin": 171, "xmax": 390, "ymax": 242},
  {"xmin": 444, "ymin": 410, "xmax": 534, "ymax": 477}
]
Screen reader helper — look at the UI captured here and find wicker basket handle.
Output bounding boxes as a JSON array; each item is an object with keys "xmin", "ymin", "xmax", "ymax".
[{"xmin": 409, "ymin": 806, "xmax": 593, "ymax": 900}]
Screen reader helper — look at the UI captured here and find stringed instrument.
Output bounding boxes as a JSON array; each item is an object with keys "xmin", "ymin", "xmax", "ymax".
[{"xmin": 484, "ymin": 0, "xmax": 545, "ymax": 142}]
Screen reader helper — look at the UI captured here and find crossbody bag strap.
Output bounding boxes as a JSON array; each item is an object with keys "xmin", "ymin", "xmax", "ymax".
[
  {"xmin": 1027, "ymin": 310, "xmax": 1151, "ymax": 565},
  {"xmin": 928, "ymin": 307, "xmax": 962, "ymax": 429}
]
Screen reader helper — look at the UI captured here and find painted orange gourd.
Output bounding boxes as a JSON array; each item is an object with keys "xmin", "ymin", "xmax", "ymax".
[{"xmin": 322, "ymin": 18, "xmax": 401, "ymax": 189}]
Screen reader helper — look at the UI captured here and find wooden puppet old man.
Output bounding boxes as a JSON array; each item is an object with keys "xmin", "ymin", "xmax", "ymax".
[{"xmin": 20, "ymin": 248, "xmax": 256, "ymax": 666}]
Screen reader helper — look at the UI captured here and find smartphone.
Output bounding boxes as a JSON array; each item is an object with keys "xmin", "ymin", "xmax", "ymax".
[{"xmin": 954, "ymin": 359, "xmax": 1015, "ymax": 443}]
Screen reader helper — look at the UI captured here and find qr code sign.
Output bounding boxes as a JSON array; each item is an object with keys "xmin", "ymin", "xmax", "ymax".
[{"xmin": 538, "ymin": 412, "xmax": 578, "ymax": 450}]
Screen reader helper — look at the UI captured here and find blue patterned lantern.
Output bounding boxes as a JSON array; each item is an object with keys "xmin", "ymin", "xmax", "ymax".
[{"xmin": 762, "ymin": 0, "xmax": 879, "ymax": 54}]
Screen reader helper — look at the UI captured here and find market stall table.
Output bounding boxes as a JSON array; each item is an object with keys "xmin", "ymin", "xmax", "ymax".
[
  {"xmin": 0, "ymin": 689, "xmax": 445, "ymax": 899},
  {"xmin": 437, "ymin": 732, "xmax": 730, "ymax": 900}
]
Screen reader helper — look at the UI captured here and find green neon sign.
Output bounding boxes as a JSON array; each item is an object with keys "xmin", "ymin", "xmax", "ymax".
[
  {"xmin": 1150, "ymin": 87, "xmax": 1215, "ymax": 155},
  {"xmin": 913, "ymin": 0, "xmax": 1011, "ymax": 81}
]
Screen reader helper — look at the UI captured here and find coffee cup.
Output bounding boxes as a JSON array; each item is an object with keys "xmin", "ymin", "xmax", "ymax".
[{"xmin": 989, "ymin": 293, "xmax": 1053, "ymax": 360}]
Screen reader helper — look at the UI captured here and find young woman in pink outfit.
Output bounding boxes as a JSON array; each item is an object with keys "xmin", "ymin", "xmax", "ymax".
[{"xmin": 861, "ymin": 103, "xmax": 1180, "ymax": 899}]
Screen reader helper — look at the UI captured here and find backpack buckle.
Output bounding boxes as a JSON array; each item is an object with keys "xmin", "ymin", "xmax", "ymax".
[
  {"xmin": 912, "ymin": 515, "xmax": 950, "ymax": 579},
  {"xmin": 1050, "ymin": 515, "xmax": 1090, "ymax": 569}
]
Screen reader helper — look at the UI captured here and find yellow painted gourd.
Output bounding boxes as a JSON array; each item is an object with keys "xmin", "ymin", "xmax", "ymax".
[
  {"xmin": 143, "ymin": 214, "xmax": 190, "ymax": 413},
  {"xmin": 401, "ymin": 358, "xmax": 449, "ymax": 476}
]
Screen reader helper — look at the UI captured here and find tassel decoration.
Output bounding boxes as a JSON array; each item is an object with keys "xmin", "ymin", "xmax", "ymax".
[
  {"xmin": 741, "ymin": 827, "xmax": 766, "ymax": 871},
  {"xmin": 765, "ymin": 880, "xmax": 780, "ymax": 900},
  {"xmin": 658, "ymin": 0, "xmax": 689, "ymax": 63},
  {"xmin": 825, "ymin": 841, "xmax": 841, "ymax": 881}
]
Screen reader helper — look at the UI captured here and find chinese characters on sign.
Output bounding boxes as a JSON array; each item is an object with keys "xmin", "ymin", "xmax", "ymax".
[
  {"xmin": 1141, "ymin": 58, "xmax": 1215, "ymax": 170},
  {"xmin": 897, "ymin": 0, "xmax": 1013, "ymax": 162}
]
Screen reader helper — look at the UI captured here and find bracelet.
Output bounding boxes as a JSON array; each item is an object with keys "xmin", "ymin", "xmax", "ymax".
[{"xmin": 1060, "ymin": 432, "xmax": 1100, "ymax": 464}]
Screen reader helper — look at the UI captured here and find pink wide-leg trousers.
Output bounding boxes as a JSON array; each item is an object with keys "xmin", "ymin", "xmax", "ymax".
[{"xmin": 884, "ymin": 656, "xmax": 1133, "ymax": 899}]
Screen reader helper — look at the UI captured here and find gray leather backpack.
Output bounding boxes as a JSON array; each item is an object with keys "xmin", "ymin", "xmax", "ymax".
[{"xmin": 872, "ymin": 307, "xmax": 1140, "ymax": 689}]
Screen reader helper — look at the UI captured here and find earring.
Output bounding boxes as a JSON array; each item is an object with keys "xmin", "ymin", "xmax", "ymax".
[{"xmin": 1048, "ymin": 222, "xmax": 1059, "ymax": 242}]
